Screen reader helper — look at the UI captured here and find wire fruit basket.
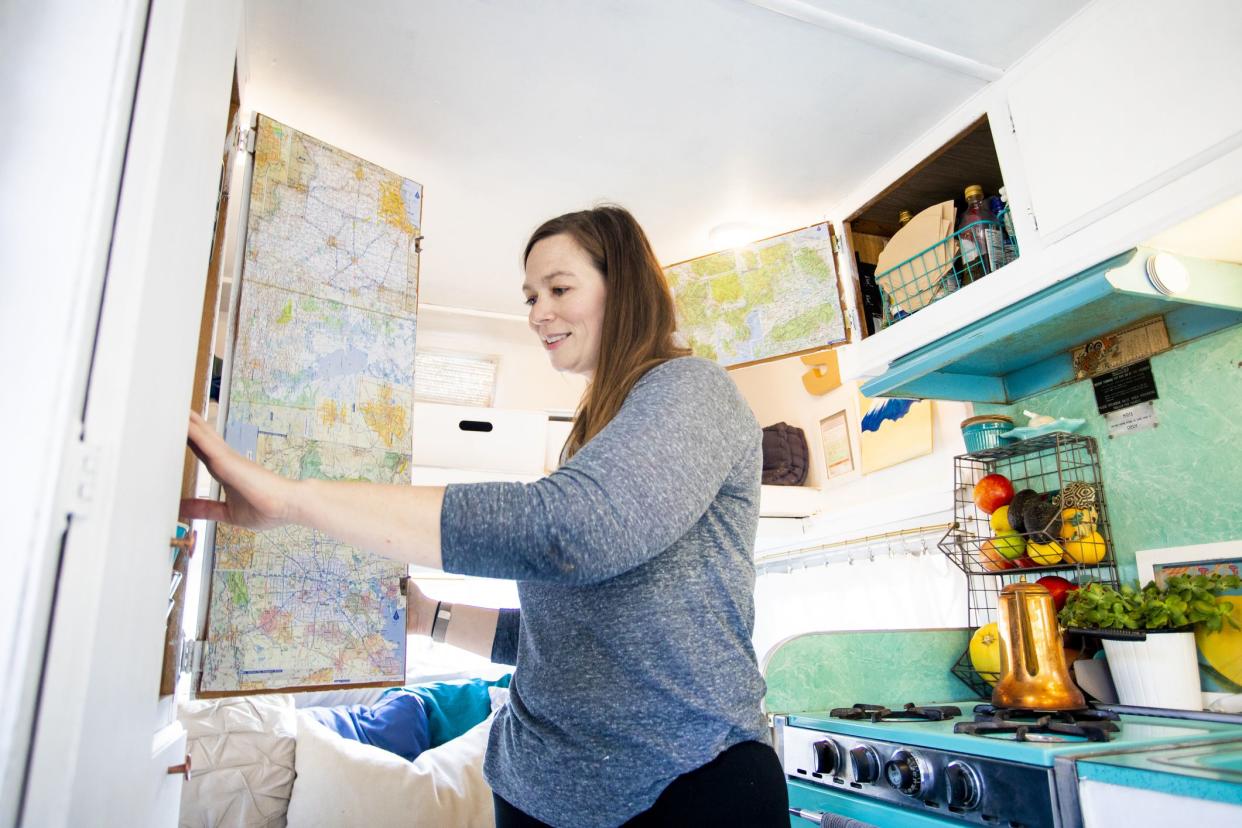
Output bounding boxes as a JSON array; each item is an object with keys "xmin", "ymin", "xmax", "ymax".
[
  {"xmin": 877, "ymin": 217, "xmax": 1016, "ymax": 327},
  {"xmin": 940, "ymin": 432, "xmax": 1120, "ymax": 697},
  {"xmin": 951, "ymin": 649, "xmax": 998, "ymax": 700}
]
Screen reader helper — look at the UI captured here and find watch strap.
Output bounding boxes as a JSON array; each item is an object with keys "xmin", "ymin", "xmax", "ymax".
[{"xmin": 431, "ymin": 602, "xmax": 453, "ymax": 643}]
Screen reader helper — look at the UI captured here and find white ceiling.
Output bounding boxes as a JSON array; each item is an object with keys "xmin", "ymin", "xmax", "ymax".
[{"xmin": 241, "ymin": 0, "xmax": 1088, "ymax": 317}]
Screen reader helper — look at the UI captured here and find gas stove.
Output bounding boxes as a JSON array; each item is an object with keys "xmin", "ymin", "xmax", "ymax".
[{"xmin": 776, "ymin": 701, "xmax": 1242, "ymax": 827}]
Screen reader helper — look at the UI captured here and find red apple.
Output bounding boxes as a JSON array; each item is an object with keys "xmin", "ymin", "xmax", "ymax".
[
  {"xmin": 1036, "ymin": 575, "xmax": 1079, "ymax": 611},
  {"xmin": 973, "ymin": 474, "xmax": 1015, "ymax": 515}
]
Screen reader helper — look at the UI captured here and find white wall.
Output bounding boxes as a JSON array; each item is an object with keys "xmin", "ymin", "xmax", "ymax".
[
  {"xmin": 731, "ymin": 351, "xmax": 972, "ymax": 543},
  {"xmin": 417, "ymin": 307, "xmax": 586, "ymax": 413},
  {"xmin": 729, "ymin": 351, "xmax": 972, "ymax": 652}
]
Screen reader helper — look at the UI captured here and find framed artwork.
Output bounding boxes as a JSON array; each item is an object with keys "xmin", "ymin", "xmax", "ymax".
[
  {"xmin": 664, "ymin": 223, "xmax": 847, "ymax": 369},
  {"xmin": 1136, "ymin": 540, "xmax": 1242, "ymax": 705},
  {"xmin": 856, "ymin": 390, "xmax": 933, "ymax": 474},
  {"xmin": 819, "ymin": 410, "xmax": 854, "ymax": 479}
]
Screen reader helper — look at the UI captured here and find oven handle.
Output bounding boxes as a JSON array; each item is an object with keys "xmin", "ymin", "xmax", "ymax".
[{"xmin": 788, "ymin": 806, "xmax": 880, "ymax": 828}]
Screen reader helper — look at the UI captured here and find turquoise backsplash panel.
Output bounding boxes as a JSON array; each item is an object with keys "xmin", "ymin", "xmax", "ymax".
[
  {"xmin": 763, "ymin": 629, "xmax": 974, "ymax": 713},
  {"xmin": 981, "ymin": 323, "xmax": 1242, "ymax": 582}
]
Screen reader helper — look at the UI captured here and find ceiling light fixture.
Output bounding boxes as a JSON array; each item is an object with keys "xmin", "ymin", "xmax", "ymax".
[
  {"xmin": 708, "ymin": 222, "xmax": 764, "ymax": 250},
  {"xmin": 1145, "ymin": 252, "xmax": 1191, "ymax": 296}
]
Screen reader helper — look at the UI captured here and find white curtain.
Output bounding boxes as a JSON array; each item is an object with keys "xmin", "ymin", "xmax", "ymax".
[{"xmin": 753, "ymin": 552, "xmax": 967, "ymax": 666}]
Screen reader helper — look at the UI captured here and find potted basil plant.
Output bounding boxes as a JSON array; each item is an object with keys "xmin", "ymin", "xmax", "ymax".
[{"xmin": 1058, "ymin": 573, "xmax": 1241, "ymax": 710}]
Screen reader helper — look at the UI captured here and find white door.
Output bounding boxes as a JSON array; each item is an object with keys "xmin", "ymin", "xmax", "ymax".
[
  {"xmin": 11, "ymin": 0, "xmax": 240, "ymax": 825},
  {"xmin": 1007, "ymin": 0, "xmax": 1242, "ymax": 243}
]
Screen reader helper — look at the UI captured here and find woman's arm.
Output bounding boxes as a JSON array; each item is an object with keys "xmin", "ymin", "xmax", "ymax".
[
  {"xmin": 181, "ymin": 411, "xmax": 445, "ymax": 569},
  {"xmin": 405, "ymin": 581, "xmax": 508, "ymax": 662}
]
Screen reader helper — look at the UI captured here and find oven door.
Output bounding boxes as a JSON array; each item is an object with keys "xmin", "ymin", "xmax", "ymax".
[{"xmin": 788, "ymin": 778, "xmax": 962, "ymax": 827}]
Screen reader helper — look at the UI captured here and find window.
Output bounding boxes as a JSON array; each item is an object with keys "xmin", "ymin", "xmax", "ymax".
[{"xmin": 414, "ymin": 349, "xmax": 498, "ymax": 407}]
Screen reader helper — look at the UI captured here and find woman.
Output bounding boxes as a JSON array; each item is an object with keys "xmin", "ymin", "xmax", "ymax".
[{"xmin": 183, "ymin": 205, "xmax": 788, "ymax": 827}]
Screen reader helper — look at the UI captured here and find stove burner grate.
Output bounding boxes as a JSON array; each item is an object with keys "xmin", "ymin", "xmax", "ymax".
[
  {"xmin": 829, "ymin": 702, "xmax": 963, "ymax": 723},
  {"xmin": 970, "ymin": 703, "xmax": 1120, "ymax": 724},
  {"xmin": 956, "ymin": 704, "xmax": 1120, "ymax": 742}
]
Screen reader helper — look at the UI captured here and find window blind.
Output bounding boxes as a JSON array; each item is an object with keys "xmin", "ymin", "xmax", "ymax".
[{"xmin": 415, "ymin": 350, "xmax": 498, "ymax": 406}]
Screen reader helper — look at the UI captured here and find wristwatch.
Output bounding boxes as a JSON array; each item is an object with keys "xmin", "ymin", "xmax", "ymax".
[{"xmin": 431, "ymin": 602, "xmax": 454, "ymax": 643}]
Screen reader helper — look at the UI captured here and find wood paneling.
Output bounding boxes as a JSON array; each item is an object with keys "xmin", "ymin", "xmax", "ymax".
[{"xmin": 849, "ymin": 116, "xmax": 1004, "ymax": 238}]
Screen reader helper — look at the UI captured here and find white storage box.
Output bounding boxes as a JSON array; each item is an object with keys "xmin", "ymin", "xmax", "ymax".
[{"xmin": 412, "ymin": 403, "xmax": 548, "ymax": 475}]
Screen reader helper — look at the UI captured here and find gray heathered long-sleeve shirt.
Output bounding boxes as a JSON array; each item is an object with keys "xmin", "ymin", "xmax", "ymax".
[{"xmin": 439, "ymin": 356, "xmax": 769, "ymax": 827}]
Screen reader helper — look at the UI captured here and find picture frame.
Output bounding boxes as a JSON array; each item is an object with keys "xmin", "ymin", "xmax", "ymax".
[
  {"xmin": 819, "ymin": 410, "xmax": 854, "ymax": 480},
  {"xmin": 1136, "ymin": 540, "xmax": 1242, "ymax": 711}
]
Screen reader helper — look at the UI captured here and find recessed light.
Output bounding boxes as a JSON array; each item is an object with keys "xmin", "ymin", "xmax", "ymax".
[{"xmin": 708, "ymin": 222, "xmax": 763, "ymax": 250}]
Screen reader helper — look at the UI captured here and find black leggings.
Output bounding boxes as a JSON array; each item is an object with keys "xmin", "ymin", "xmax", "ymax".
[{"xmin": 493, "ymin": 740, "xmax": 789, "ymax": 827}]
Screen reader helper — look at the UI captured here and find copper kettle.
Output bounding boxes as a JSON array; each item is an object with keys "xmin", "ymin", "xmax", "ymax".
[{"xmin": 992, "ymin": 579, "xmax": 1085, "ymax": 711}]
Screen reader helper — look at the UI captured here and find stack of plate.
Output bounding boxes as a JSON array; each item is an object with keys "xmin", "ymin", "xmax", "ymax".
[{"xmin": 875, "ymin": 200, "xmax": 957, "ymax": 315}]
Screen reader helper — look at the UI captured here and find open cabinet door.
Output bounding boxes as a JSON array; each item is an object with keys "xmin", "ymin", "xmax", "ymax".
[{"xmin": 15, "ymin": 1, "xmax": 241, "ymax": 826}]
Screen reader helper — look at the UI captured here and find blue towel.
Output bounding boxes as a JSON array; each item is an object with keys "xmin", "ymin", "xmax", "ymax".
[{"xmin": 305, "ymin": 691, "xmax": 431, "ymax": 762}]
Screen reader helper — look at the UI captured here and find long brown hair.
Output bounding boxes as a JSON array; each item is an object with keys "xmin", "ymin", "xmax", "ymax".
[{"xmin": 524, "ymin": 205, "xmax": 690, "ymax": 460}]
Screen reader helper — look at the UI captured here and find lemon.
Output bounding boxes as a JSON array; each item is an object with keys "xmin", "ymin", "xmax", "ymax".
[
  {"xmin": 1196, "ymin": 600, "xmax": 1242, "ymax": 688},
  {"xmin": 990, "ymin": 505, "xmax": 1014, "ymax": 534},
  {"xmin": 1027, "ymin": 540, "xmax": 1065, "ymax": 566},
  {"xmin": 969, "ymin": 623, "xmax": 1002, "ymax": 686},
  {"xmin": 1063, "ymin": 530, "xmax": 1107, "ymax": 564}
]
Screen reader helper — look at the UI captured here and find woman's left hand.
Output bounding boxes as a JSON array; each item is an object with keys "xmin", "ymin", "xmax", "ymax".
[{"xmin": 179, "ymin": 410, "xmax": 298, "ymax": 531}]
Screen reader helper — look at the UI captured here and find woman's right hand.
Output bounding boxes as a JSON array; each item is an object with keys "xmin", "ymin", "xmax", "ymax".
[{"xmin": 179, "ymin": 410, "xmax": 298, "ymax": 532}]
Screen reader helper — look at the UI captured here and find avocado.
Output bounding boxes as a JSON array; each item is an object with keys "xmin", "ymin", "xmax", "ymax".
[
  {"xmin": 1009, "ymin": 489, "xmax": 1038, "ymax": 534},
  {"xmin": 1022, "ymin": 496, "xmax": 1061, "ymax": 543}
]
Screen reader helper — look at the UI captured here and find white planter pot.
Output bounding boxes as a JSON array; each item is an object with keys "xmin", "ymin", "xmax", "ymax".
[{"xmin": 1102, "ymin": 631, "xmax": 1201, "ymax": 710}]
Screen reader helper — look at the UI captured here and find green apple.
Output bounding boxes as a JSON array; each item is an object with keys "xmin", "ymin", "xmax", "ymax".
[{"xmin": 993, "ymin": 530, "xmax": 1027, "ymax": 561}]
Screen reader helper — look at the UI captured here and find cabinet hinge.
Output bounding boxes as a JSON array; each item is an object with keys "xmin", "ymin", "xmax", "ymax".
[
  {"xmin": 58, "ymin": 438, "xmax": 104, "ymax": 520},
  {"xmin": 414, "ymin": 234, "xmax": 424, "ymax": 254},
  {"xmin": 1026, "ymin": 206, "xmax": 1039, "ymax": 232},
  {"xmin": 236, "ymin": 126, "xmax": 256, "ymax": 154},
  {"xmin": 831, "ymin": 234, "xmax": 842, "ymax": 255},
  {"xmin": 181, "ymin": 639, "xmax": 208, "ymax": 676}
]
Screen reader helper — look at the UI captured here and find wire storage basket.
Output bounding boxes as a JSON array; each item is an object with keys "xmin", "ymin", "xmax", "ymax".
[
  {"xmin": 877, "ymin": 218, "xmax": 1017, "ymax": 327},
  {"xmin": 951, "ymin": 648, "xmax": 998, "ymax": 700},
  {"xmin": 940, "ymin": 432, "xmax": 1120, "ymax": 698}
]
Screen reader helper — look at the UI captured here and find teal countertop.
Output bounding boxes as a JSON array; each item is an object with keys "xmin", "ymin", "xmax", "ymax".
[{"xmin": 1076, "ymin": 738, "xmax": 1242, "ymax": 806}]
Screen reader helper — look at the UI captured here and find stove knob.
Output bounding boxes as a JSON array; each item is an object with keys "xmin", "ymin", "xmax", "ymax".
[
  {"xmin": 945, "ymin": 761, "xmax": 983, "ymax": 810},
  {"xmin": 848, "ymin": 745, "xmax": 880, "ymax": 783},
  {"xmin": 812, "ymin": 739, "xmax": 841, "ymax": 775},
  {"xmin": 884, "ymin": 749, "xmax": 924, "ymax": 797}
]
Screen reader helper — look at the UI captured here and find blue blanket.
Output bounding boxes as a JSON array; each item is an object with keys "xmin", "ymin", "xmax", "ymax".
[{"xmin": 305, "ymin": 674, "xmax": 512, "ymax": 762}]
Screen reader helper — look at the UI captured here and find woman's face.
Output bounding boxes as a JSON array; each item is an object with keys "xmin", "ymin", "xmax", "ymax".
[{"xmin": 523, "ymin": 233, "xmax": 607, "ymax": 378}]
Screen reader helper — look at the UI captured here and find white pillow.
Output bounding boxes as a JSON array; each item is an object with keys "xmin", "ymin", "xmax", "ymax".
[
  {"xmin": 286, "ymin": 710, "xmax": 496, "ymax": 827},
  {"xmin": 177, "ymin": 694, "xmax": 298, "ymax": 828}
]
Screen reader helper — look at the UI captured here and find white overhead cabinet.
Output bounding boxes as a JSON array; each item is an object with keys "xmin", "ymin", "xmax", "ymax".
[
  {"xmin": 1007, "ymin": 0, "xmax": 1242, "ymax": 245},
  {"xmin": 838, "ymin": 0, "xmax": 1242, "ymax": 401}
]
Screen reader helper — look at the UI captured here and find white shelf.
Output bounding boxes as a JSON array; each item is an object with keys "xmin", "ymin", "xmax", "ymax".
[{"xmin": 759, "ymin": 484, "xmax": 823, "ymax": 519}]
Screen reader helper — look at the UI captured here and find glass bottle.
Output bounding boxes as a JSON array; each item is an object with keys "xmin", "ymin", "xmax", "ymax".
[
  {"xmin": 958, "ymin": 184, "xmax": 1001, "ymax": 284},
  {"xmin": 999, "ymin": 186, "xmax": 1017, "ymax": 264}
]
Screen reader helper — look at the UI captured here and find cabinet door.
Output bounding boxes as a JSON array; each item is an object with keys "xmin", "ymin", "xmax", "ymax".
[{"xmin": 1007, "ymin": 0, "xmax": 1242, "ymax": 243}]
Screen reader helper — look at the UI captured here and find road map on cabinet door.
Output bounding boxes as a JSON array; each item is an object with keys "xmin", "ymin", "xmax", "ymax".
[{"xmin": 201, "ymin": 114, "xmax": 420, "ymax": 693}]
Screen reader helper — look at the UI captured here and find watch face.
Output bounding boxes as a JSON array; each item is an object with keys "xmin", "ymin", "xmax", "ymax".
[{"xmin": 432, "ymin": 604, "xmax": 453, "ymax": 642}]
